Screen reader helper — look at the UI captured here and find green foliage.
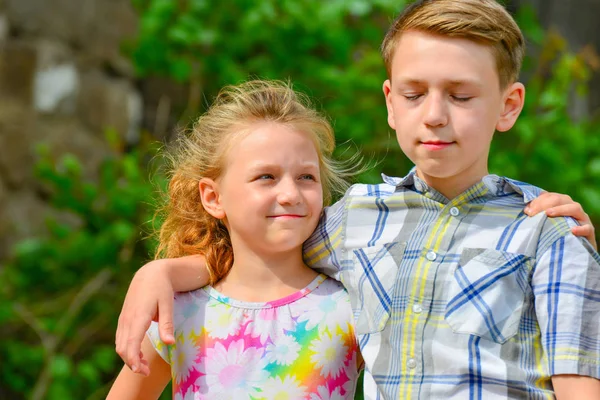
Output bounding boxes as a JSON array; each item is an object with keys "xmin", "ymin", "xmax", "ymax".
[
  {"xmin": 129, "ymin": 0, "xmax": 410, "ymax": 182},
  {"xmin": 129, "ymin": 0, "xmax": 600, "ymax": 229},
  {"xmin": 2, "ymin": 1, "xmax": 599, "ymax": 399},
  {"xmin": 490, "ymin": 30, "xmax": 600, "ymax": 222},
  {"xmin": 0, "ymin": 132, "xmax": 168, "ymax": 399}
]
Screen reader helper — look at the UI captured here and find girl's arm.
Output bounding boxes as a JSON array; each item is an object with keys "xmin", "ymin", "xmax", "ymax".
[
  {"xmin": 107, "ymin": 335, "xmax": 171, "ymax": 399},
  {"xmin": 116, "ymin": 255, "xmax": 209, "ymax": 375},
  {"xmin": 552, "ymin": 375, "xmax": 600, "ymax": 400}
]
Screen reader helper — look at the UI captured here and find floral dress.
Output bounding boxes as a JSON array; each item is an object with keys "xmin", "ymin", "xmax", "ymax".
[{"xmin": 147, "ymin": 274, "xmax": 361, "ymax": 399}]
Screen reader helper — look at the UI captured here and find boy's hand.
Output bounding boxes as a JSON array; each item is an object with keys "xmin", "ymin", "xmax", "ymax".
[
  {"xmin": 525, "ymin": 192, "xmax": 596, "ymax": 250},
  {"xmin": 116, "ymin": 260, "xmax": 175, "ymax": 376}
]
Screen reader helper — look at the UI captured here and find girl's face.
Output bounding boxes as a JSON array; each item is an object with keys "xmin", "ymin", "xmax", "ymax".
[{"xmin": 211, "ymin": 121, "xmax": 324, "ymax": 257}]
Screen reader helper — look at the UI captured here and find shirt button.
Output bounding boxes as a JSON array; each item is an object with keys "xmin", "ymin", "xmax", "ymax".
[
  {"xmin": 450, "ymin": 207, "xmax": 460, "ymax": 216},
  {"xmin": 412, "ymin": 303, "xmax": 423, "ymax": 314},
  {"xmin": 426, "ymin": 251, "xmax": 437, "ymax": 261},
  {"xmin": 407, "ymin": 358, "xmax": 417, "ymax": 369}
]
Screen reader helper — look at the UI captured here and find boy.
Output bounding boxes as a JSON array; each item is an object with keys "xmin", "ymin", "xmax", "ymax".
[{"xmin": 116, "ymin": 0, "xmax": 600, "ymax": 398}]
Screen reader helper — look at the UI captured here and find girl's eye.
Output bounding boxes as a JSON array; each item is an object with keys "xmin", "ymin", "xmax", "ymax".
[
  {"xmin": 299, "ymin": 174, "xmax": 316, "ymax": 181},
  {"xmin": 257, "ymin": 174, "xmax": 274, "ymax": 180}
]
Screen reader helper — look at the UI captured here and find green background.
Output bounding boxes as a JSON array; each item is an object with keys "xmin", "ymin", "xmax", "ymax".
[{"xmin": 1, "ymin": 1, "xmax": 599, "ymax": 398}]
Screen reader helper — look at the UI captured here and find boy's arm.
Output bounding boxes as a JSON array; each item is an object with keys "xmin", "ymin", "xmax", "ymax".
[
  {"xmin": 532, "ymin": 224, "xmax": 600, "ymax": 389},
  {"xmin": 552, "ymin": 375, "xmax": 600, "ymax": 400},
  {"xmin": 107, "ymin": 335, "xmax": 171, "ymax": 399},
  {"xmin": 525, "ymin": 192, "xmax": 596, "ymax": 249},
  {"xmin": 116, "ymin": 255, "xmax": 208, "ymax": 375}
]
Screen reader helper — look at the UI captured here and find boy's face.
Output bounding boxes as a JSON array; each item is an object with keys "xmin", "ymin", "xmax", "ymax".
[{"xmin": 383, "ymin": 31, "xmax": 524, "ymax": 199}]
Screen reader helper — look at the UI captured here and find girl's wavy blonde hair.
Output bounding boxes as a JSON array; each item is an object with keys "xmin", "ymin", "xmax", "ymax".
[{"xmin": 155, "ymin": 80, "xmax": 353, "ymax": 284}]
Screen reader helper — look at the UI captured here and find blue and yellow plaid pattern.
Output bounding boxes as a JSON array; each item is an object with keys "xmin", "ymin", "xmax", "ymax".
[{"xmin": 304, "ymin": 170, "xmax": 600, "ymax": 399}]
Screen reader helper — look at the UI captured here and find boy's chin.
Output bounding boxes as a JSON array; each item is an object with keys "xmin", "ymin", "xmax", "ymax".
[{"xmin": 414, "ymin": 165, "xmax": 457, "ymax": 180}]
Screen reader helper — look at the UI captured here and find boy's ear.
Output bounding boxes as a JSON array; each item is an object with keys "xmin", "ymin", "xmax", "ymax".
[
  {"xmin": 382, "ymin": 79, "xmax": 397, "ymax": 130},
  {"xmin": 199, "ymin": 178, "xmax": 225, "ymax": 219},
  {"xmin": 496, "ymin": 82, "xmax": 525, "ymax": 132}
]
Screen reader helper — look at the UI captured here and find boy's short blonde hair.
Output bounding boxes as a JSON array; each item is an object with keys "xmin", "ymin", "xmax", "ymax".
[{"xmin": 382, "ymin": 0, "xmax": 525, "ymax": 89}]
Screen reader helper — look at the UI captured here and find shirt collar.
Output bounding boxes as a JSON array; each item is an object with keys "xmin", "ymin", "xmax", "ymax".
[{"xmin": 382, "ymin": 168, "xmax": 542, "ymax": 204}]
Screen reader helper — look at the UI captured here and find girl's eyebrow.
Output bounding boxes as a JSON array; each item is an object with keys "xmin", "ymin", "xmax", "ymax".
[{"xmin": 247, "ymin": 161, "xmax": 319, "ymax": 170}]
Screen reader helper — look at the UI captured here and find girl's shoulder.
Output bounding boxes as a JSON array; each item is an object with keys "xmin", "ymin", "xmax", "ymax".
[{"xmin": 309, "ymin": 275, "xmax": 349, "ymax": 297}]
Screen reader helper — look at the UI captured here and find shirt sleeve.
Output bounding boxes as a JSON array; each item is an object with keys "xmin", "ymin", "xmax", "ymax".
[
  {"xmin": 146, "ymin": 321, "xmax": 171, "ymax": 364},
  {"xmin": 302, "ymin": 195, "xmax": 348, "ymax": 281},
  {"xmin": 532, "ymin": 220, "xmax": 600, "ymax": 379}
]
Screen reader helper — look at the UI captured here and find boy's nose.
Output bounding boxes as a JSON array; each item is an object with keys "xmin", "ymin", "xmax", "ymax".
[{"xmin": 423, "ymin": 93, "xmax": 449, "ymax": 127}]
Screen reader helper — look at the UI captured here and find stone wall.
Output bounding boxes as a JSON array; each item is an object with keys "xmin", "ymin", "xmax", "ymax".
[{"xmin": 0, "ymin": 0, "xmax": 143, "ymax": 259}]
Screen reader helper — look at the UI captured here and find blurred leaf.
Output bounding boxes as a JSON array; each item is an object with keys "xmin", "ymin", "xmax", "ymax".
[{"xmin": 51, "ymin": 355, "xmax": 72, "ymax": 378}]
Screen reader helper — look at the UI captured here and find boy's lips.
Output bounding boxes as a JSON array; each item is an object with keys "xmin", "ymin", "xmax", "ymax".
[{"xmin": 420, "ymin": 140, "xmax": 454, "ymax": 151}]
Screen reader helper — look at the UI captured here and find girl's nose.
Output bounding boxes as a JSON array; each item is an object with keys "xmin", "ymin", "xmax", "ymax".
[{"xmin": 277, "ymin": 179, "xmax": 302, "ymax": 205}]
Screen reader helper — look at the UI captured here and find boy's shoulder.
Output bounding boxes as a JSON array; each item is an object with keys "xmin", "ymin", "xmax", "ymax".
[
  {"xmin": 344, "ymin": 173, "xmax": 401, "ymax": 198},
  {"xmin": 340, "ymin": 171, "xmax": 424, "ymax": 203},
  {"xmin": 488, "ymin": 176, "xmax": 543, "ymax": 203},
  {"xmin": 488, "ymin": 176, "xmax": 588, "ymax": 258}
]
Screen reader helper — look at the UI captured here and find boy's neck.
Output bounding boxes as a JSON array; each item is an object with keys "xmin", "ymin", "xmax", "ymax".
[
  {"xmin": 415, "ymin": 168, "xmax": 488, "ymax": 200},
  {"xmin": 213, "ymin": 248, "xmax": 318, "ymax": 303}
]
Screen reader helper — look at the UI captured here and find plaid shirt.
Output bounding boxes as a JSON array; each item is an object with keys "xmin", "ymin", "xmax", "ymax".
[{"xmin": 304, "ymin": 170, "xmax": 600, "ymax": 399}]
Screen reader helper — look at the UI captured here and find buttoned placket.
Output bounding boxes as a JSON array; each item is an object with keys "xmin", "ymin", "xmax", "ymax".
[{"xmin": 403, "ymin": 201, "xmax": 466, "ymax": 380}]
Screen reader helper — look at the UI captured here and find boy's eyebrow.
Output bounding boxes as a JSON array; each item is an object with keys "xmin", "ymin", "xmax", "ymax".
[{"xmin": 396, "ymin": 78, "xmax": 483, "ymax": 88}]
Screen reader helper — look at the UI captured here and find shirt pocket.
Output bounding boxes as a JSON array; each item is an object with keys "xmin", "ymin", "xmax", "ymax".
[
  {"xmin": 444, "ymin": 248, "xmax": 532, "ymax": 344},
  {"xmin": 349, "ymin": 242, "xmax": 407, "ymax": 335}
]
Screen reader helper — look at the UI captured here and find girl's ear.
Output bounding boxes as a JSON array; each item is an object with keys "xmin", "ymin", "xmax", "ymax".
[{"xmin": 199, "ymin": 178, "xmax": 225, "ymax": 219}]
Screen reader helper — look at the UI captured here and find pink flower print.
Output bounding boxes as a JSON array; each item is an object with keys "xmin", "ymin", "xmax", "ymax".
[
  {"xmin": 244, "ymin": 307, "xmax": 295, "ymax": 344},
  {"xmin": 196, "ymin": 339, "xmax": 268, "ymax": 399}
]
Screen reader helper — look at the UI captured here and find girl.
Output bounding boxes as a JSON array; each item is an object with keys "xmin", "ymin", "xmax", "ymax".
[{"xmin": 108, "ymin": 80, "xmax": 362, "ymax": 399}]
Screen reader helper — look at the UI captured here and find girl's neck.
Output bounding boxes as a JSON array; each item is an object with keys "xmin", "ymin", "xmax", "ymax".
[{"xmin": 213, "ymin": 248, "xmax": 318, "ymax": 303}]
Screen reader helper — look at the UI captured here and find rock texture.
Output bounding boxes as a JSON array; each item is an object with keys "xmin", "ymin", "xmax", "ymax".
[{"xmin": 0, "ymin": 0, "xmax": 142, "ymax": 259}]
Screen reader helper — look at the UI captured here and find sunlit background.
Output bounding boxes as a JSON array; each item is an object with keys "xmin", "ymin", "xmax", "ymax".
[{"xmin": 1, "ymin": 0, "xmax": 599, "ymax": 398}]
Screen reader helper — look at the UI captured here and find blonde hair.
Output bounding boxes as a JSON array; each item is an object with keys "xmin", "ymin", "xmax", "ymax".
[
  {"xmin": 155, "ymin": 80, "xmax": 351, "ymax": 284},
  {"xmin": 382, "ymin": 0, "xmax": 525, "ymax": 88}
]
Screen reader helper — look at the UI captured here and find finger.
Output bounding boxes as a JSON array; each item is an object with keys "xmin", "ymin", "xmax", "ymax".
[
  {"xmin": 527, "ymin": 193, "xmax": 572, "ymax": 214},
  {"xmin": 125, "ymin": 314, "xmax": 152, "ymax": 373},
  {"xmin": 571, "ymin": 225, "xmax": 598, "ymax": 250},
  {"xmin": 115, "ymin": 312, "xmax": 128, "ymax": 362},
  {"xmin": 571, "ymin": 224, "xmax": 593, "ymax": 237},
  {"xmin": 158, "ymin": 295, "xmax": 175, "ymax": 344},
  {"xmin": 545, "ymin": 204, "xmax": 586, "ymax": 221},
  {"xmin": 136, "ymin": 351, "xmax": 150, "ymax": 376}
]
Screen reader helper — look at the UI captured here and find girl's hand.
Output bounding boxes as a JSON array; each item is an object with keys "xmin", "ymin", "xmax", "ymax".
[
  {"xmin": 525, "ymin": 192, "xmax": 596, "ymax": 250},
  {"xmin": 116, "ymin": 260, "xmax": 175, "ymax": 376},
  {"xmin": 115, "ymin": 255, "xmax": 208, "ymax": 375}
]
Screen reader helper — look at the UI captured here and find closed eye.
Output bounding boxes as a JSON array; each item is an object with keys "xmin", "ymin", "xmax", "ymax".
[
  {"xmin": 451, "ymin": 95, "xmax": 473, "ymax": 102},
  {"xmin": 404, "ymin": 94, "xmax": 423, "ymax": 101}
]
